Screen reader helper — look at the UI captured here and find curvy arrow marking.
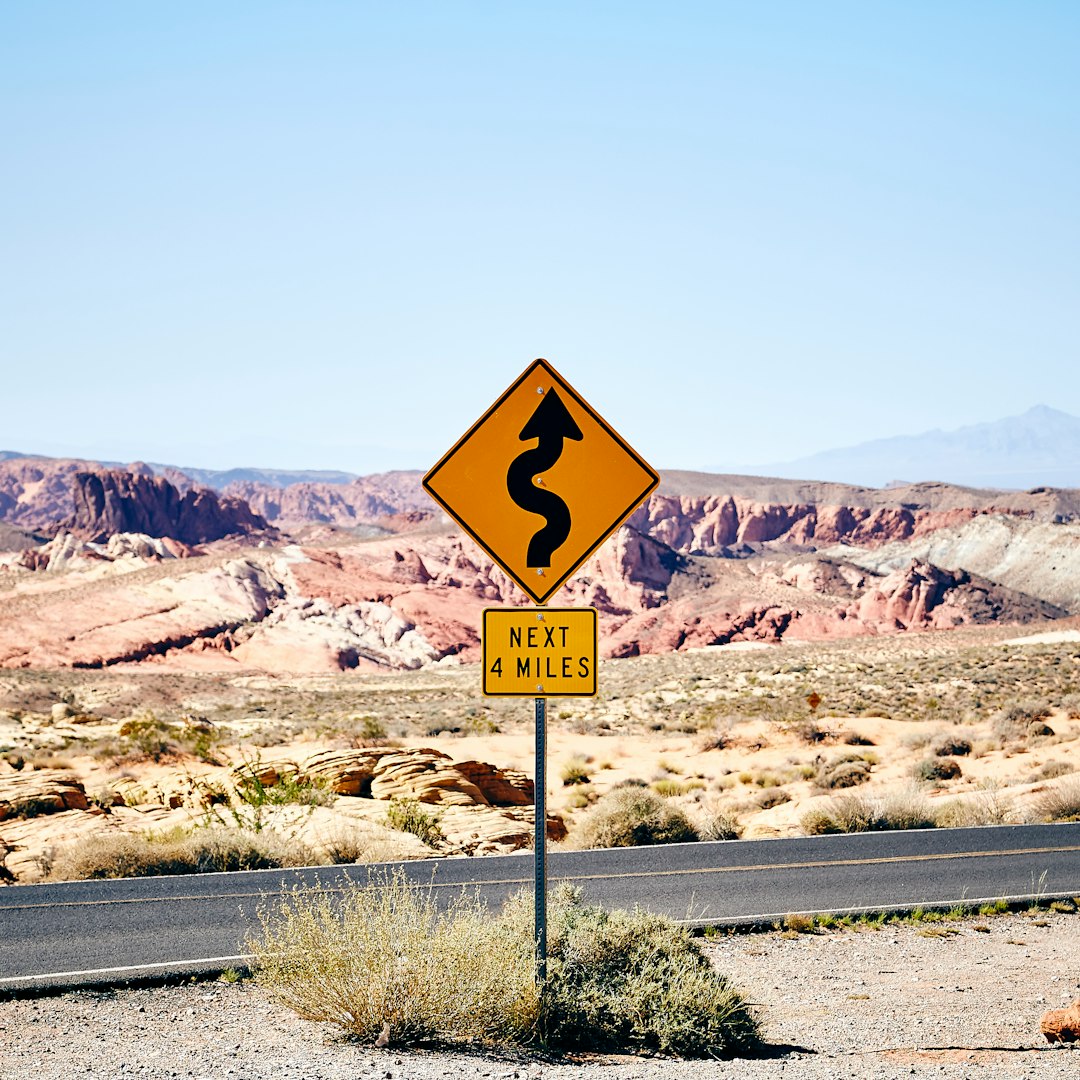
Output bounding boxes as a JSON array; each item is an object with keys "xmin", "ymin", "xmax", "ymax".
[{"xmin": 506, "ymin": 389, "xmax": 584, "ymax": 567}]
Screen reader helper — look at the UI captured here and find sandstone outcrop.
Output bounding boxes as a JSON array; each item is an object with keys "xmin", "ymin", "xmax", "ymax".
[
  {"xmin": 0, "ymin": 557, "xmax": 284, "ymax": 668},
  {"xmin": 67, "ymin": 471, "xmax": 269, "ymax": 545},
  {"xmin": 298, "ymin": 747, "xmax": 534, "ymax": 807},
  {"xmin": 628, "ymin": 495, "xmax": 999, "ymax": 555},
  {"xmin": 0, "ymin": 769, "xmax": 90, "ymax": 820}
]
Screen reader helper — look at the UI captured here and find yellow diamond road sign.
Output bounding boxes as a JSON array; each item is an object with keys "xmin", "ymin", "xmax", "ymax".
[
  {"xmin": 423, "ymin": 359, "xmax": 659, "ymax": 605},
  {"xmin": 483, "ymin": 607, "xmax": 598, "ymax": 697}
]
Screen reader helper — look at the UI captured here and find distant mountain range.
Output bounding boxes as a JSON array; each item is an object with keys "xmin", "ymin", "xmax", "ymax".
[
  {"xmin": 0, "ymin": 452, "xmax": 359, "ymax": 490},
  {"xmin": 741, "ymin": 405, "xmax": 1080, "ymax": 490},
  {"xmin": 153, "ymin": 465, "xmax": 359, "ymax": 489}
]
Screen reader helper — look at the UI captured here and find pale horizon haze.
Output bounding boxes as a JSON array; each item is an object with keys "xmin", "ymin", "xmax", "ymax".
[{"xmin": 3, "ymin": 2, "xmax": 1078, "ymax": 475}]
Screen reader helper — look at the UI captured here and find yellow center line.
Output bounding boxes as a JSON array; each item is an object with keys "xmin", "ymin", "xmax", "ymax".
[{"xmin": 2, "ymin": 843, "xmax": 1077, "ymax": 912}]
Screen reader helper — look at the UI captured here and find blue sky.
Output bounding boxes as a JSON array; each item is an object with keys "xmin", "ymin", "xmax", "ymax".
[{"xmin": 3, "ymin": 2, "xmax": 1077, "ymax": 474}]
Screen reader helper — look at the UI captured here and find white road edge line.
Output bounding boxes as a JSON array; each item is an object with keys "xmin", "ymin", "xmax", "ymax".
[{"xmin": 0, "ymin": 954, "xmax": 254, "ymax": 984}]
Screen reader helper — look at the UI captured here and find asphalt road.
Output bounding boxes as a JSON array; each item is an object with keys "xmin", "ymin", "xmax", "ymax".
[{"xmin": 2, "ymin": 822, "xmax": 1079, "ymax": 993}]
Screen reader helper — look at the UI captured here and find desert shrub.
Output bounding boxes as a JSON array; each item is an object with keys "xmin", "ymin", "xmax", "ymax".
[
  {"xmin": 816, "ymin": 753, "xmax": 873, "ymax": 790},
  {"xmin": 383, "ymin": 797, "xmax": 444, "ymax": 847},
  {"xmin": 992, "ymin": 700, "xmax": 1053, "ymax": 739},
  {"xmin": 695, "ymin": 803, "xmax": 742, "ymax": 841},
  {"xmin": 235, "ymin": 771, "xmax": 333, "ymax": 809},
  {"xmin": 1028, "ymin": 760, "xmax": 1075, "ymax": 782},
  {"xmin": 318, "ymin": 829, "xmax": 427, "ymax": 866},
  {"xmin": 801, "ymin": 789, "xmax": 939, "ymax": 835},
  {"xmin": 560, "ymin": 757, "xmax": 592, "ymax": 786},
  {"xmin": 754, "ymin": 788, "xmax": 791, "ymax": 810},
  {"xmin": 5, "ymin": 796, "xmax": 58, "ymax": 820},
  {"xmin": 842, "ymin": 731, "xmax": 876, "ymax": 746},
  {"xmin": 46, "ymin": 827, "xmax": 317, "ymax": 881},
  {"xmin": 567, "ymin": 788, "xmax": 698, "ymax": 849},
  {"xmin": 793, "ymin": 720, "xmax": 830, "ymax": 744},
  {"xmin": 351, "ymin": 715, "xmax": 388, "ymax": 744},
  {"xmin": 542, "ymin": 885, "xmax": 760, "ymax": 1056},
  {"xmin": 250, "ymin": 876, "xmax": 759, "ymax": 1057},
  {"xmin": 1029, "ymin": 778, "xmax": 1080, "ymax": 823},
  {"xmin": 937, "ymin": 785, "xmax": 1018, "ymax": 827},
  {"xmin": 114, "ymin": 712, "xmax": 180, "ymax": 762},
  {"xmin": 933, "ymin": 737, "xmax": 971, "ymax": 757},
  {"xmin": 251, "ymin": 872, "xmax": 538, "ymax": 1046},
  {"xmin": 697, "ymin": 728, "xmax": 731, "ymax": 751},
  {"xmin": 914, "ymin": 757, "xmax": 962, "ymax": 782}
]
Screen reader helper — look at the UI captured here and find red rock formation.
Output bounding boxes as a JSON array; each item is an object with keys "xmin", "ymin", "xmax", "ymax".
[
  {"xmin": 225, "ymin": 471, "xmax": 433, "ymax": 530},
  {"xmin": 67, "ymin": 471, "xmax": 269, "ymax": 544}
]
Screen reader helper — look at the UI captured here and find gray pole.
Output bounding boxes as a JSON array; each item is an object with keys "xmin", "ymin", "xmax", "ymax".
[{"xmin": 534, "ymin": 693, "xmax": 547, "ymax": 984}]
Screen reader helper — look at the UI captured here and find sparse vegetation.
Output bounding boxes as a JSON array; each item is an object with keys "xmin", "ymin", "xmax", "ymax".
[
  {"xmin": 383, "ymin": 796, "xmax": 444, "ymax": 846},
  {"xmin": 560, "ymin": 756, "xmax": 593, "ymax": 786},
  {"xmin": 44, "ymin": 827, "xmax": 317, "ymax": 881},
  {"xmin": 651, "ymin": 777, "xmax": 705, "ymax": 797},
  {"xmin": 234, "ymin": 770, "xmax": 333, "ymax": 809},
  {"xmin": 567, "ymin": 787, "xmax": 698, "ymax": 849},
  {"xmin": 250, "ymin": 875, "xmax": 760, "ymax": 1056},
  {"xmin": 816, "ymin": 752, "xmax": 875, "ymax": 790},
  {"xmin": 695, "ymin": 802, "xmax": 742, "ymax": 841},
  {"xmin": 933, "ymin": 736, "xmax": 971, "ymax": 757},
  {"xmin": 542, "ymin": 885, "xmax": 760, "ymax": 1055},
  {"xmin": 801, "ymin": 789, "xmax": 939, "ymax": 835},
  {"xmin": 913, "ymin": 757, "xmax": 962, "ymax": 782},
  {"xmin": 251, "ymin": 872, "xmax": 537, "ymax": 1047},
  {"xmin": 1029, "ymin": 778, "xmax": 1080, "ymax": 823}
]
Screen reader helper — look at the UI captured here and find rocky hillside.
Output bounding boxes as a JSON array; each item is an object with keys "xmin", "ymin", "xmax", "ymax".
[
  {"xmin": 0, "ymin": 459, "xmax": 269, "ymax": 545},
  {"xmin": 222, "ymin": 470, "xmax": 434, "ymax": 530},
  {"xmin": 1, "ymin": 459, "xmax": 1077, "ymax": 672}
]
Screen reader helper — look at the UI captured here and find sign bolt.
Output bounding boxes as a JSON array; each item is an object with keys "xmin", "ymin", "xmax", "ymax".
[{"xmin": 536, "ymin": 386, "xmax": 545, "ymax": 394}]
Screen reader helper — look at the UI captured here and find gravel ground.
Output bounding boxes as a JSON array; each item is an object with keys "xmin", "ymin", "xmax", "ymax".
[{"xmin": 2, "ymin": 911, "xmax": 1079, "ymax": 1080}]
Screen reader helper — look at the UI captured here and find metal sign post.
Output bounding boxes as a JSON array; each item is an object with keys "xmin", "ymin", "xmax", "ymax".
[
  {"xmin": 422, "ymin": 358, "xmax": 658, "ymax": 990},
  {"xmin": 534, "ymin": 693, "xmax": 547, "ymax": 982}
]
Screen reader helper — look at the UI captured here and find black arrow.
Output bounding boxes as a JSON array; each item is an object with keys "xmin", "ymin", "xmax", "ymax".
[{"xmin": 506, "ymin": 389, "xmax": 584, "ymax": 567}]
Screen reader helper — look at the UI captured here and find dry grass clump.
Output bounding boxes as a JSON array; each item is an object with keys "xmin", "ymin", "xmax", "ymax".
[
  {"xmin": 1026, "ymin": 760, "xmax": 1075, "ymax": 783},
  {"xmin": 694, "ymin": 801, "xmax": 742, "ymax": 841},
  {"xmin": 250, "ymin": 875, "xmax": 760, "ymax": 1057},
  {"xmin": 566, "ymin": 787, "xmax": 698, "ymax": 849},
  {"xmin": 251, "ymin": 873, "xmax": 538, "ymax": 1047},
  {"xmin": 937, "ymin": 785, "xmax": 1018, "ymax": 827},
  {"xmin": 801, "ymin": 788, "xmax": 939, "ymax": 835},
  {"xmin": 317, "ymin": 828, "xmax": 428, "ymax": 866},
  {"xmin": 560, "ymin": 756, "xmax": 593, "ymax": 786},
  {"xmin": 1028, "ymin": 778, "xmax": 1080, "ymax": 823},
  {"xmin": 45, "ymin": 827, "xmax": 317, "ymax": 881}
]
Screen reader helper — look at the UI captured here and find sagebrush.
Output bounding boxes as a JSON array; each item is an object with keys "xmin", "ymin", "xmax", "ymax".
[{"xmin": 250, "ymin": 873, "xmax": 760, "ymax": 1057}]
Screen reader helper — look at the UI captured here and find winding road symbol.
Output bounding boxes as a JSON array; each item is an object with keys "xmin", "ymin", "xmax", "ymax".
[{"xmin": 506, "ymin": 389, "xmax": 583, "ymax": 567}]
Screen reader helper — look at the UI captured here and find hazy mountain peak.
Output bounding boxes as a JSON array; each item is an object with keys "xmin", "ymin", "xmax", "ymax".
[{"xmin": 746, "ymin": 405, "xmax": 1080, "ymax": 490}]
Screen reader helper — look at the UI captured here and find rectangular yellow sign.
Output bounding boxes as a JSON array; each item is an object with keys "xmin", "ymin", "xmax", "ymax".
[{"xmin": 482, "ymin": 607, "xmax": 598, "ymax": 697}]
